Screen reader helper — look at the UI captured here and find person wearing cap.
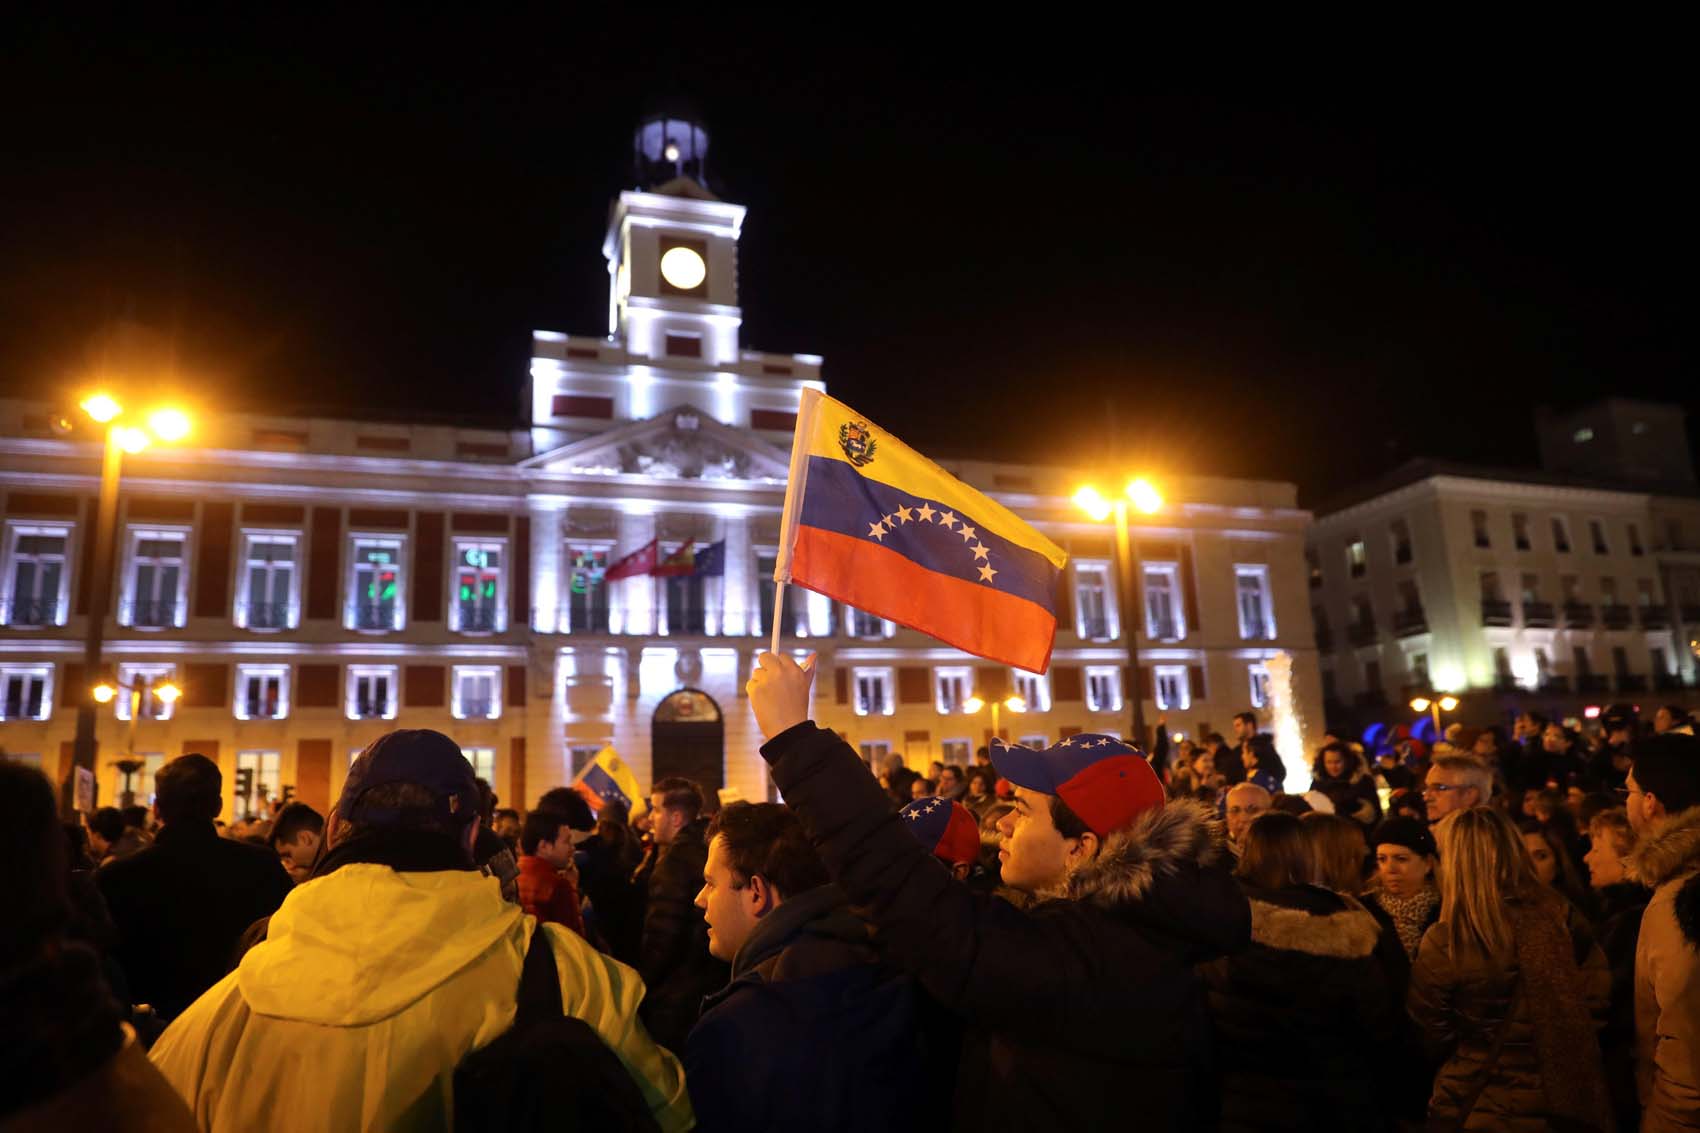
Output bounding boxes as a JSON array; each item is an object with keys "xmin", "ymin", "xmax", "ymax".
[
  {"xmin": 901, "ymin": 795, "xmax": 983, "ymax": 880},
  {"xmin": 147, "ymin": 729, "xmax": 691, "ymax": 1133},
  {"xmin": 746, "ymin": 651, "xmax": 1249, "ymax": 1131},
  {"xmin": 1588, "ymin": 704, "xmax": 1638, "ymax": 790},
  {"xmin": 1625, "ymin": 732, "xmax": 1700, "ymax": 1131}
]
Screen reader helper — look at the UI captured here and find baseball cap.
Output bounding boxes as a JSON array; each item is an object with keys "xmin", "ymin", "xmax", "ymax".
[
  {"xmin": 339, "ymin": 729, "xmax": 481, "ymax": 829},
  {"xmin": 990, "ymin": 734, "xmax": 1164, "ymax": 838},
  {"xmin": 900, "ymin": 796, "xmax": 981, "ymax": 867}
]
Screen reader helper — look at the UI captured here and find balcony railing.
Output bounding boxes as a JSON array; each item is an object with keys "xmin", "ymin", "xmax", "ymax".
[
  {"xmin": 1521, "ymin": 601, "xmax": 1555, "ymax": 628},
  {"xmin": 1600, "ymin": 604, "xmax": 1633, "ymax": 630},
  {"xmin": 1077, "ymin": 616, "xmax": 1112, "ymax": 640},
  {"xmin": 1656, "ymin": 671, "xmax": 1685, "ymax": 692},
  {"xmin": 124, "ymin": 599, "xmax": 180, "ymax": 628},
  {"xmin": 458, "ymin": 699, "xmax": 495, "ymax": 719},
  {"xmin": 351, "ymin": 701, "xmax": 390, "ymax": 720},
  {"xmin": 1617, "ymin": 674, "xmax": 1649, "ymax": 693},
  {"xmin": 1394, "ymin": 608, "xmax": 1429, "ymax": 636},
  {"xmin": 1578, "ymin": 674, "xmax": 1610, "ymax": 694},
  {"xmin": 241, "ymin": 601, "xmax": 293, "ymax": 630},
  {"xmin": 1347, "ymin": 621, "xmax": 1380, "ymax": 647},
  {"xmin": 1682, "ymin": 604, "xmax": 1700, "ymax": 625},
  {"xmin": 1480, "ymin": 599, "xmax": 1514, "ymax": 627},
  {"xmin": 1539, "ymin": 675, "xmax": 1571, "ymax": 694},
  {"xmin": 1562, "ymin": 602, "xmax": 1594, "ymax": 628},
  {"xmin": 350, "ymin": 603, "xmax": 400, "ymax": 631},
  {"xmin": 0, "ymin": 598, "xmax": 61, "ymax": 627},
  {"xmin": 457, "ymin": 606, "xmax": 500, "ymax": 633},
  {"xmin": 1639, "ymin": 606, "xmax": 1670, "ymax": 630}
]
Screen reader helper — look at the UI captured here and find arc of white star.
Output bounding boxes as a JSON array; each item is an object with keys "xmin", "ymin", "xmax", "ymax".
[
  {"xmin": 970, "ymin": 543, "xmax": 989, "ymax": 561},
  {"xmin": 936, "ymin": 511, "xmax": 957, "ymax": 529},
  {"xmin": 895, "ymin": 506, "xmax": 915, "ymax": 524},
  {"xmin": 978, "ymin": 563, "xmax": 998, "ymax": 583},
  {"xmin": 868, "ymin": 522, "xmax": 888, "ymax": 541},
  {"xmin": 915, "ymin": 503, "xmax": 936, "ymax": 523},
  {"xmin": 958, "ymin": 525, "xmax": 977, "ymax": 542}
]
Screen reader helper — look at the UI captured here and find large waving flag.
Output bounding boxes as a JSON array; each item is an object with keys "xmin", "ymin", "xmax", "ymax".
[
  {"xmin": 571, "ymin": 746, "xmax": 644, "ymax": 815},
  {"xmin": 775, "ymin": 389, "xmax": 1068, "ymax": 673}
]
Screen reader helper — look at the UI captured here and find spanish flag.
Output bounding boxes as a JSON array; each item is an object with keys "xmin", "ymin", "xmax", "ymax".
[{"xmin": 775, "ymin": 389, "xmax": 1068, "ymax": 673}]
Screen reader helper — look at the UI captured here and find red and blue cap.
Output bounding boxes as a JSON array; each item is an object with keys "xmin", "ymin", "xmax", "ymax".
[
  {"xmin": 990, "ymin": 733, "xmax": 1164, "ymax": 837},
  {"xmin": 899, "ymin": 795, "xmax": 981, "ymax": 867}
]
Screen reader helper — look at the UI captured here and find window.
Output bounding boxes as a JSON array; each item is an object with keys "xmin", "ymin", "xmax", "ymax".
[
  {"xmin": 462, "ymin": 747, "xmax": 496, "ymax": 782},
  {"xmin": 1636, "ymin": 578, "xmax": 1658, "ymax": 608},
  {"xmin": 1014, "ymin": 670, "xmax": 1050, "ymax": 712},
  {"xmin": 1612, "ymin": 646, "xmax": 1632, "ymax": 678},
  {"xmin": 1574, "ymin": 427, "xmax": 1595, "ymax": 443},
  {"xmin": 1628, "ymin": 523, "xmax": 1645, "ymax": 557},
  {"xmin": 2, "ymin": 524, "xmax": 70, "ymax": 627},
  {"xmin": 1651, "ymin": 646, "xmax": 1671, "ymax": 677},
  {"xmin": 1534, "ymin": 649, "xmax": 1552, "ymax": 683},
  {"xmin": 567, "ymin": 547, "xmax": 611, "ymax": 633},
  {"xmin": 1600, "ymin": 577, "xmax": 1619, "ymax": 604},
  {"xmin": 847, "ymin": 606, "xmax": 890, "ymax": 639},
  {"xmin": 1248, "ymin": 664, "xmax": 1271, "ymax": 709},
  {"xmin": 1353, "ymin": 595, "xmax": 1375, "ymax": 629},
  {"xmin": 452, "ymin": 666, "xmax": 502, "ymax": 720},
  {"xmin": 662, "ymin": 570, "xmax": 706, "ymax": 636},
  {"xmin": 347, "ymin": 665, "xmax": 398, "ymax": 720},
  {"xmin": 1668, "ymin": 519, "xmax": 1685, "ymax": 553},
  {"xmin": 664, "ymin": 333, "xmax": 702, "ymax": 358},
  {"xmin": 858, "ymin": 740, "xmax": 892, "ymax": 764},
  {"xmin": 1235, "ymin": 565, "xmax": 1276, "ymax": 640},
  {"xmin": 237, "ymin": 533, "xmax": 299, "ymax": 630},
  {"xmin": 1306, "ymin": 547, "xmax": 1322, "ymax": 589},
  {"xmin": 0, "ymin": 666, "xmax": 51, "ymax": 721},
  {"xmin": 115, "ymin": 664, "xmax": 176, "ymax": 721},
  {"xmin": 1410, "ymin": 652, "xmax": 1430, "ymax": 686},
  {"xmin": 124, "ymin": 529, "xmax": 188, "ymax": 628},
  {"xmin": 1572, "ymin": 646, "xmax": 1592, "ymax": 675},
  {"xmin": 235, "ymin": 665, "xmax": 289, "ymax": 720},
  {"xmin": 348, "ymin": 537, "xmax": 405, "ymax": 631},
  {"xmin": 941, "ymin": 739, "xmax": 971, "ymax": 764},
  {"xmin": 1470, "ymin": 510, "xmax": 1491, "ymax": 550},
  {"xmin": 1551, "ymin": 517, "xmax": 1572, "ymax": 554},
  {"xmin": 1589, "ymin": 519, "xmax": 1609, "ymax": 556},
  {"xmin": 934, "ymin": 667, "xmax": 972, "ymax": 714},
  {"xmin": 1512, "ymin": 513, "xmax": 1531, "ymax": 552},
  {"xmin": 1143, "ymin": 563, "xmax": 1185, "ymax": 640},
  {"xmin": 1520, "ymin": 573, "xmax": 1541, "ymax": 603},
  {"xmin": 1085, "ymin": 666, "xmax": 1122, "ymax": 713},
  {"xmin": 1389, "ymin": 519, "xmax": 1413, "ymax": 565},
  {"xmin": 1494, "ymin": 647, "xmax": 1513, "ymax": 680},
  {"xmin": 1561, "ymin": 574, "xmax": 1583, "ymax": 602},
  {"xmin": 233, "ymin": 751, "xmax": 281, "ymax": 818},
  {"xmin": 1154, "ymin": 665, "xmax": 1191, "ymax": 711},
  {"xmin": 1363, "ymin": 658, "xmax": 1383, "ymax": 694},
  {"xmin": 1480, "ymin": 571, "xmax": 1503, "ymax": 601},
  {"xmin": 1396, "ymin": 579, "xmax": 1423, "ymax": 614},
  {"xmin": 1074, "ymin": 564, "xmax": 1115, "ymax": 638},
  {"xmin": 452, "ymin": 541, "xmax": 505, "ymax": 633},
  {"xmin": 853, "ymin": 668, "xmax": 894, "ymax": 716},
  {"xmin": 1346, "ymin": 539, "xmax": 1366, "ymax": 579},
  {"xmin": 756, "ymin": 551, "xmax": 798, "ymax": 638}
]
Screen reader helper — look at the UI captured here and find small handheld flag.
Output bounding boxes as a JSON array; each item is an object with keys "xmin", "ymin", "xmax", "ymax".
[{"xmin": 774, "ymin": 389, "xmax": 1068, "ymax": 673}]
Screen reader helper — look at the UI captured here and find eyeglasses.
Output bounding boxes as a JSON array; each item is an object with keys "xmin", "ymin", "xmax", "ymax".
[{"xmin": 1422, "ymin": 782, "xmax": 1466, "ymax": 794}]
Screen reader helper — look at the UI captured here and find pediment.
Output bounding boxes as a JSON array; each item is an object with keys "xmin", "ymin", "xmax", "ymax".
[{"xmin": 525, "ymin": 404, "xmax": 793, "ymax": 482}]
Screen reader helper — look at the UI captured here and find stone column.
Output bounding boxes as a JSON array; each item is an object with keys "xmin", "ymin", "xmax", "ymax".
[
  {"xmin": 528, "ymin": 500, "xmax": 564, "ymax": 633},
  {"xmin": 722, "ymin": 513, "xmax": 752, "ymax": 638}
]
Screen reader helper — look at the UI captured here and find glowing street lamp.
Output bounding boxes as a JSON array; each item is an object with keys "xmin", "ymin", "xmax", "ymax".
[
  {"xmin": 1409, "ymin": 693, "xmax": 1460, "ymax": 738},
  {"xmin": 1074, "ymin": 475, "xmax": 1165, "ymax": 746},
  {"xmin": 965, "ymin": 692, "xmax": 1026, "ymax": 740}
]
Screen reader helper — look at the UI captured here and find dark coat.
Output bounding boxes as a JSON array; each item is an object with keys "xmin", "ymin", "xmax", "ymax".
[
  {"xmin": 1594, "ymin": 881, "xmax": 1650, "ymax": 1132},
  {"xmin": 95, "ymin": 820, "xmax": 292, "ymax": 1022},
  {"xmin": 1199, "ymin": 884, "xmax": 1399, "ymax": 1131},
  {"xmin": 1310, "ymin": 753, "xmax": 1383, "ymax": 829},
  {"xmin": 760, "ymin": 722, "xmax": 1251, "ymax": 1132},
  {"xmin": 637, "ymin": 816, "xmax": 728, "ymax": 1051},
  {"xmin": 685, "ymin": 884, "xmax": 926, "ymax": 1133},
  {"xmin": 578, "ymin": 831, "xmax": 645, "ymax": 966}
]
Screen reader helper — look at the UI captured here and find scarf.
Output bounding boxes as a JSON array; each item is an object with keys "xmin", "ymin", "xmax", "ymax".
[
  {"xmin": 1376, "ymin": 885, "xmax": 1439, "ymax": 958},
  {"xmin": 1507, "ymin": 887, "xmax": 1615, "ymax": 1131}
]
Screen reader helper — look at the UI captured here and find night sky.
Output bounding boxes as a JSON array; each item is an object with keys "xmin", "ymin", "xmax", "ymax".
[{"xmin": 3, "ymin": 19, "xmax": 1690, "ymax": 506}]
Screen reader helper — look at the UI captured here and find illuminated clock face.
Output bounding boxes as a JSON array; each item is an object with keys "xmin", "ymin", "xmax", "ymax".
[{"xmin": 659, "ymin": 246, "xmax": 707, "ymax": 291}]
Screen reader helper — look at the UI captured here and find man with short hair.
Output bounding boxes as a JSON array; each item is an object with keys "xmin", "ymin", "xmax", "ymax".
[
  {"xmin": 148, "ymin": 729, "xmax": 690, "ymax": 1131},
  {"xmin": 1420, "ymin": 754, "xmax": 1493, "ymax": 823},
  {"xmin": 96, "ymin": 754, "xmax": 293, "ymax": 1022},
  {"xmin": 1224, "ymin": 782, "xmax": 1271, "ymax": 857},
  {"xmin": 686, "ymin": 802, "xmax": 923, "ymax": 1130},
  {"xmin": 517, "ymin": 809, "xmax": 587, "ymax": 936},
  {"xmin": 746, "ymin": 652, "xmax": 1249, "ymax": 1129},
  {"xmin": 269, "ymin": 801, "xmax": 324, "ymax": 885},
  {"xmin": 637, "ymin": 776, "xmax": 728, "ymax": 1051},
  {"xmin": 1625, "ymin": 733, "xmax": 1700, "ymax": 1131}
]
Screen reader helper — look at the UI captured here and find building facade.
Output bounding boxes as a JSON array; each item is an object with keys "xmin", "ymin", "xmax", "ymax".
[{"xmin": 0, "ymin": 115, "xmax": 1324, "ymax": 816}]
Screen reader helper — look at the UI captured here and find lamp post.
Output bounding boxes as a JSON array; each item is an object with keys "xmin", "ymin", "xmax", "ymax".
[
  {"xmin": 1408, "ymin": 693, "xmax": 1459, "ymax": 741},
  {"xmin": 1073, "ymin": 478, "xmax": 1164, "ymax": 749},
  {"xmin": 64, "ymin": 395, "xmax": 192, "ymax": 817},
  {"xmin": 93, "ymin": 677, "xmax": 182, "ymax": 805},
  {"xmin": 963, "ymin": 692, "xmax": 1026, "ymax": 743}
]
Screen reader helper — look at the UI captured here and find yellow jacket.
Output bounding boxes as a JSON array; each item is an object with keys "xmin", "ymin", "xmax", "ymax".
[{"xmin": 148, "ymin": 863, "xmax": 691, "ymax": 1132}]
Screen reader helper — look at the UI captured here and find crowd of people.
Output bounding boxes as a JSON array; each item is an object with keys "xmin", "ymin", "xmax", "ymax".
[{"xmin": 4, "ymin": 669, "xmax": 1700, "ymax": 1131}]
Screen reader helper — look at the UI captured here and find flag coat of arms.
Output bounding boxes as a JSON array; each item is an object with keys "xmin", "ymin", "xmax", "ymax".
[
  {"xmin": 572, "ymin": 746, "xmax": 643, "ymax": 815},
  {"xmin": 775, "ymin": 389, "xmax": 1068, "ymax": 673}
]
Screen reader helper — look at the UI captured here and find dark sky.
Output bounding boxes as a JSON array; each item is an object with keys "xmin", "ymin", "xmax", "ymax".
[{"xmin": 3, "ymin": 18, "xmax": 1690, "ymax": 506}]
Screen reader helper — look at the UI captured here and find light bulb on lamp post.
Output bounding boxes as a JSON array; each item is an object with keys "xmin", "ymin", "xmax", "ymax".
[{"xmin": 1074, "ymin": 475, "xmax": 1165, "ymax": 747}]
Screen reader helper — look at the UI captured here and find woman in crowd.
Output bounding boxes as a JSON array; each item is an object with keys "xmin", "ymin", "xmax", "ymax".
[
  {"xmin": 1242, "ymin": 734, "xmax": 1286, "ymax": 795},
  {"xmin": 1408, "ymin": 807, "xmax": 1613, "ymax": 1132},
  {"xmin": 1199, "ymin": 812, "xmax": 1395, "ymax": 1131},
  {"xmin": 1360, "ymin": 818, "xmax": 1439, "ymax": 961},
  {"xmin": 1518, "ymin": 817, "xmax": 1594, "ymax": 916},
  {"xmin": 962, "ymin": 768, "xmax": 998, "ymax": 821},
  {"xmin": 1584, "ymin": 807, "xmax": 1649, "ymax": 1132},
  {"xmin": 1309, "ymin": 742, "xmax": 1382, "ymax": 829}
]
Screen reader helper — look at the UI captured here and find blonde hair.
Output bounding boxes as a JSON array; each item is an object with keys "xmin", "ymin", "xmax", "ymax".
[
  {"xmin": 1302, "ymin": 811, "xmax": 1368, "ymax": 895},
  {"xmin": 1587, "ymin": 808, "xmax": 1636, "ymax": 860},
  {"xmin": 1435, "ymin": 806, "xmax": 1537, "ymax": 961}
]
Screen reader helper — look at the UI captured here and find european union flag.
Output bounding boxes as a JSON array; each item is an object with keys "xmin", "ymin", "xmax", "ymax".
[{"xmin": 692, "ymin": 539, "xmax": 725, "ymax": 578}]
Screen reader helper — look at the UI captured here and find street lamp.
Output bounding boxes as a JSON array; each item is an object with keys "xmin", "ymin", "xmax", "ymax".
[
  {"xmin": 92, "ymin": 676, "xmax": 182, "ymax": 807},
  {"xmin": 65, "ymin": 393, "xmax": 193, "ymax": 816},
  {"xmin": 1073, "ymin": 477, "xmax": 1164, "ymax": 747},
  {"xmin": 1408, "ymin": 694, "xmax": 1460, "ymax": 740},
  {"xmin": 963, "ymin": 692, "xmax": 1026, "ymax": 741}
]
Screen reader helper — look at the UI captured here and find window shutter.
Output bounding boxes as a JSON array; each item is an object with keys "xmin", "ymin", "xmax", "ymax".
[
  {"xmin": 75, "ymin": 496, "xmax": 99, "ymax": 616},
  {"xmin": 975, "ymin": 666, "xmax": 1009, "ymax": 700},
  {"xmin": 296, "ymin": 664, "xmax": 340, "ymax": 708},
  {"xmin": 897, "ymin": 667, "xmax": 931, "ymax": 705},
  {"xmin": 1189, "ymin": 664, "xmax": 1207, "ymax": 701},
  {"xmin": 295, "ymin": 739, "xmax": 332, "ymax": 812},
  {"xmin": 184, "ymin": 663, "xmax": 228, "ymax": 708},
  {"xmin": 404, "ymin": 665, "xmax": 445, "ymax": 708},
  {"xmin": 194, "ymin": 502, "xmax": 234, "ymax": 618},
  {"xmin": 506, "ymin": 664, "xmax": 527, "ymax": 709},
  {"xmin": 413, "ymin": 513, "xmax": 444, "ymax": 623},
  {"xmin": 1051, "ymin": 665, "xmax": 1083, "ymax": 701},
  {"xmin": 511, "ymin": 516, "xmax": 530, "ymax": 628},
  {"xmin": 509, "ymin": 737, "xmax": 527, "ymax": 809},
  {"xmin": 60, "ymin": 663, "xmax": 86, "ymax": 708},
  {"xmin": 1179, "ymin": 544, "xmax": 1201, "ymax": 634},
  {"xmin": 1054, "ymin": 566, "xmax": 1075, "ymax": 632},
  {"xmin": 306, "ymin": 507, "xmax": 342, "ymax": 621},
  {"xmin": 834, "ymin": 667, "xmax": 849, "ymax": 705},
  {"xmin": 1136, "ymin": 665, "xmax": 1154, "ymax": 701}
]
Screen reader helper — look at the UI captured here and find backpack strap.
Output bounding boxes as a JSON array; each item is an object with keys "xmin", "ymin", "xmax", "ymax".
[{"xmin": 514, "ymin": 924, "xmax": 565, "ymax": 1029}]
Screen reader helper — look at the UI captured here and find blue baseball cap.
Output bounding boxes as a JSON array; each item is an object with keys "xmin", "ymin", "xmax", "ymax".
[
  {"xmin": 990, "ymin": 733, "xmax": 1165, "ymax": 837},
  {"xmin": 900, "ymin": 795, "xmax": 981, "ymax": 866},
  {"xmin": 338, "ymin": 729, "xmax": 481, "ymax": 828}
]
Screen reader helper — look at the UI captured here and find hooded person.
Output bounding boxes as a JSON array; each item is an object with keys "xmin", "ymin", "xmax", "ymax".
[
  {"xmin": 746, "ymin": 651, "xmax": 1251, "ymax": 1131},
  {"xmin": 146, "ymin": 729, "xmax": 691, "ymax": 1133},
  {"xmin": 1308, "ymin": 741, "xmax": 1382, "ymax": 829}
]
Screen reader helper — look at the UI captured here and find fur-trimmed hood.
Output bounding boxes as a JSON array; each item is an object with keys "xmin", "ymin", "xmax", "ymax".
[
  {"xmin": 1246, "ymin": 890, "xmax": 1382, "ymax": 959},
  {"xmin": 1630, "ymin": 804, "xmax": 1700, "ymax": 888}
]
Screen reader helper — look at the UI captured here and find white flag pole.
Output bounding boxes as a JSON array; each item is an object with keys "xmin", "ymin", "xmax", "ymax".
[{"xmin": 769, "ymin": 580, "xmax": 787, "ymax": 656}]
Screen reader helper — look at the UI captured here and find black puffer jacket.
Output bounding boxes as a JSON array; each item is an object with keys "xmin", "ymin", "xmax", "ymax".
[
  {"xmin": 636, "ymin": 816, "xmax": 728, "ymax": 1051},
  {"xmin": 761, "ymin": 722, "xmax": 1251, "ymax": 1132},
  {"xmin": 1199, "ymin": 884, "xmax": 1398, "ymax": 1131},
  {"xmin": 1310, "ymin": 750, "xmax": 1382, "ymax": 829}
]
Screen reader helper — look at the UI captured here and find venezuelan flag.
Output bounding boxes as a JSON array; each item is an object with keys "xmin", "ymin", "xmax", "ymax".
[
  {"xmin": 775, "ymin": 389, "xmax": 1068, "ymax": 673},
  {"xmin": 571, "ymin": 746, "xmax": 643, "ymax": 815}
]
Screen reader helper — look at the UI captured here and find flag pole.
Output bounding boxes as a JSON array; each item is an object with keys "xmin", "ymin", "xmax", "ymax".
[{"xmin": 769, "ymin": 580, "xmax": 787, "ymax": 655}]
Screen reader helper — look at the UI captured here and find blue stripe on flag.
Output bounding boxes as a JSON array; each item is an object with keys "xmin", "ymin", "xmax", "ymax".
[{"xmin": 579, "ymin": 763, "xmax": 631, "ymax": 811}]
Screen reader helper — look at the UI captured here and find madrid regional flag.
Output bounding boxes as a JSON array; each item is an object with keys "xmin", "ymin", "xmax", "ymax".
[{"xmin": 775, "ymin": 389, "xmax": 1068, "ymax": 674}]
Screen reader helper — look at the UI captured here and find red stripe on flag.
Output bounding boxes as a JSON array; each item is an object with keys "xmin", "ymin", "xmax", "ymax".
[{"xmin": 791, "ymin": 525, "xmax": 1057, "ymax": 673}]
